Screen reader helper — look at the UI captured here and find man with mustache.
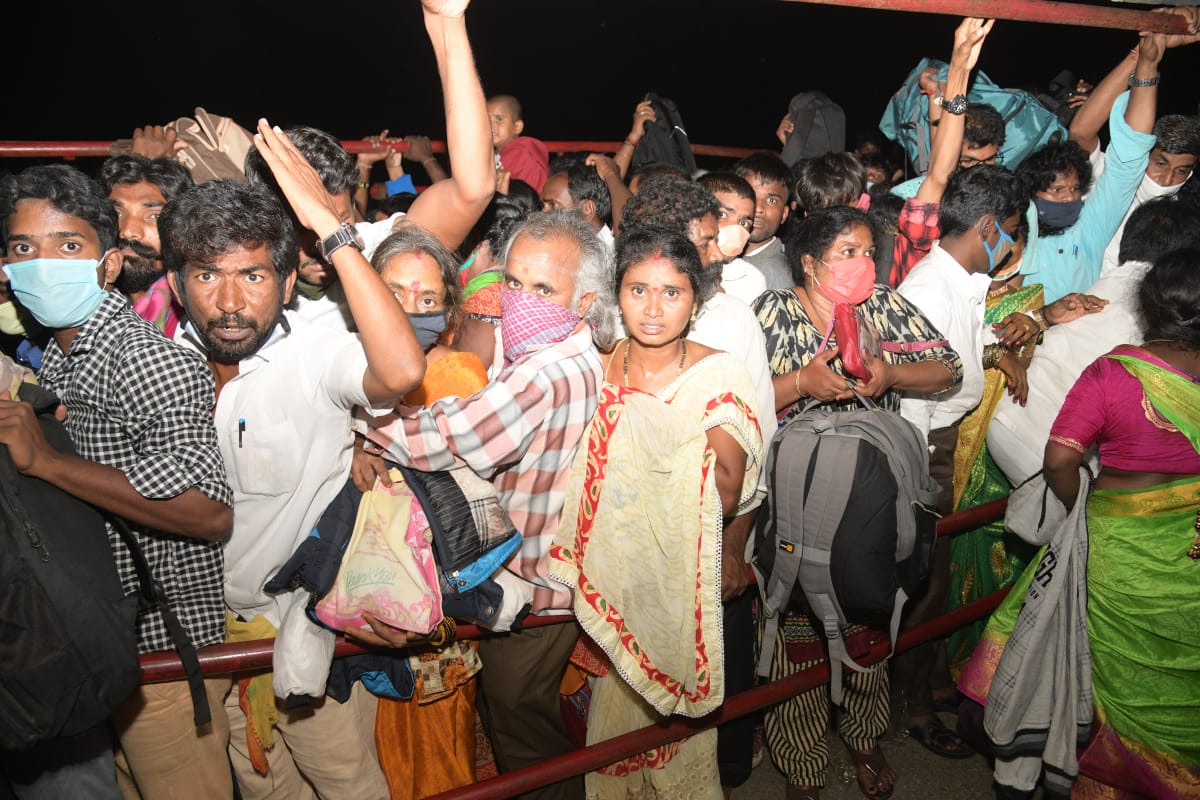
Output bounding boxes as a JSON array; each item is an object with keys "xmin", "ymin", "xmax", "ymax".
[{"xmin": 99, "ymin": 154, "xmax": 195, "ymax": 339}]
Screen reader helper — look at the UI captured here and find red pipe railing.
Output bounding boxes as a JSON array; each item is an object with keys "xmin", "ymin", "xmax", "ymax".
[
  {"xmin": 426, "ymin": 587, "xmax": 1009, "ymax": 800},
  {"xmin": 137, "ymin": 497, "xmax": 1008, "ymax": 682},
  {"xmin": 781, "ymin": 0, "xmax": 1190, "ymax": 34},
  {"xmin": 0, "ymin": 141, "xmax": 758, "ymax": 162},
  {"xmin": 133, "ymin": 491, "xmax": 1010, "ymax": 798}
]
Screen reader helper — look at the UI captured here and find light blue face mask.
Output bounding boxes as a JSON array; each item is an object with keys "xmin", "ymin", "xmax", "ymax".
[
  {"xmin": 2, "ymin": 258, "xmax": 107, "ymax": 330},
  {"xmin": 982, "ymin": 221, "xmax": 1015, "ymax": 272}
]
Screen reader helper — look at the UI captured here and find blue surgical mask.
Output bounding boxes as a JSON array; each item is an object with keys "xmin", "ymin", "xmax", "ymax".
[
  {"xmin": 409, "ymin": 311, "xmax": 448, "ymax": 351},
  {"xmin": 2, "ymin": 258, "xmax": 107, "ymax": 329},
  {"xmin": 982, "ymin": 221, "xmax": 1015, "ymax": 272},
  {"xmin": 1033, "ymin": 196, "xmax": 1083, "ymax": 230}
]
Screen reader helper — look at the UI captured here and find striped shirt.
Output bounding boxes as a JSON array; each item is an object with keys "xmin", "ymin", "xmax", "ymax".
[{"xmin": 367, "ymin": 324, "xmax": 602, "ymax": 612}]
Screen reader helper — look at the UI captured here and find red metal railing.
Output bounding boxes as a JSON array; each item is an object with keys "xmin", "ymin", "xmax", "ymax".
[
  {"xmin": 134, "ymin": 495, "xmax": 1009, "ymax": 798},
  {"xmin": 0, "ymin": 141, "xmax": 758, "ymax": 162},
  {"xmin": 137, "ymin": 495, "xmax": 1009, "ymax": 683},
  {"xmin": 783, "ymin": 0, "xmax": 1189, "ymax": 33},
  {"xmin": 427, "ymin": 588, "xmax": 1008, "ymax": 800}
]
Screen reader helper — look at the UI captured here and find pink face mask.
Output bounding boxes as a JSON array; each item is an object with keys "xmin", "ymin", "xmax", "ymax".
[
  {"xmin": 717, "ymin": 224, "xmax": 751, "ymax": 259},
  {"xmin": 499, "ymin": 287, "xmax": 580, "ymax": 366},
  {"xmin": 813, "ymin": 256, "xmax": 876, "ymax": 306}
]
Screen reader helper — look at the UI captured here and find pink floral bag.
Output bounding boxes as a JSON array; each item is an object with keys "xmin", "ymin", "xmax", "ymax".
[{"xmin": 314, "ymin": 470, "xmax": 443, "ymax": 636}]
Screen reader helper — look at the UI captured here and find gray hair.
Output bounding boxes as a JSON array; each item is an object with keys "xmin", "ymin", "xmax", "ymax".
[
  {"xmin": 502, "ymin": 210, "xmax": 619, "ymax": 351},
  {"xmin": 370, "ymin": 221, "xmax": 463, "ymax": 324}
]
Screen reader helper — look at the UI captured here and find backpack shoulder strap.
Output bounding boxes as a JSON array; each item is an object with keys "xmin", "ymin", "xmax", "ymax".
[
  {"xmin": 755, "ymin": 421, "xmax": 818, "ymax": 678},
  {"xmin": 106, "ymin": 515, "xmax": 210, "ymax": 728},
  {"xmin": 796, "ymin": 431, "xmax": 859, "ymax": 706}
]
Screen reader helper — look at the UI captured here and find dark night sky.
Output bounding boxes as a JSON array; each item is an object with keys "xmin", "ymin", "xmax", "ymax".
[{"xmin": 8, "ymin": 0, "xmax": 1200, "ymax": 173}]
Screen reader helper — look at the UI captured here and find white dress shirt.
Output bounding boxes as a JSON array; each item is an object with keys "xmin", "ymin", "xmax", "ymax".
[{"xmin": 898, "ymin": 244, "xmax": 992, "ymax": 444}]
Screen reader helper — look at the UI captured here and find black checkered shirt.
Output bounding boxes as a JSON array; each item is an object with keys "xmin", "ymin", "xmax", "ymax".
[{"xmin": 38, "ymin": 291, "xmax": 231, "ymax": 654}]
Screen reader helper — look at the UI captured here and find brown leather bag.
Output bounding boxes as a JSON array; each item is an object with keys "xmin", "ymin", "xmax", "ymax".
[{"xmin": 109, "ymin": 107, "xmax": 254, "ymax": 184}]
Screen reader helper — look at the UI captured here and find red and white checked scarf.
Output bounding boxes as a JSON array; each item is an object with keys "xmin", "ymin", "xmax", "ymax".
[{"xmin": 500, "ymin": 287, "xmax": 581, "ymax": 366}]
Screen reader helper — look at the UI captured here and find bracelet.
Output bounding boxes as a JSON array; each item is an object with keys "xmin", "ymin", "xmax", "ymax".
[
  {"xmin": 982, "ymin": 344, "xmax": 1005, "ymax": 370},
  {"xmin": 1128, "ymin": 72, "xmax": 1160, "ymax": 88},
  {"xmin": 356, "ymin": 180, "xmax": 369, "ymax": 190},
  {"xmin": 1029, "ymin": 307, "xmax": 1051, "ymax": 332},
  {"xmin": 794, "ymin": 369, "xmax": 804, "ymax": 400},
  {"xmin": 1017, "ymin": 341, "xmax": 1037, "ymax": 360},
  {"xmin": 623, "ymin": 137, "xmax": 639, "ymax": 148}
]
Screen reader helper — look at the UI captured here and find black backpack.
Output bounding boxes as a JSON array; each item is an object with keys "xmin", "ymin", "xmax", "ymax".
[
  {"xmin": 0, "ymin": 384, "xmax": 209, "ymax": 751},
  {"xmin": 753, "ymin": 393, "xmax": 939, "ymax": 704},
  {"xmin": 630, "ymin": 92, "xmax": 698, "ymax": 177},
  {"xmin": 779, "ymin": 91, "xmax": 847, "ymax": 167}
]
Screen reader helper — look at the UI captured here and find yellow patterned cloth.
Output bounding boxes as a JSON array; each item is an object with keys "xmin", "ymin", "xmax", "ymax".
[
  {"xmin": 549, "ymin": 353, "xmax": 762, "ymax": 798},
  {"xmin": 947, "ymin": 284, "xmax": 1042, "ymax": 678}
]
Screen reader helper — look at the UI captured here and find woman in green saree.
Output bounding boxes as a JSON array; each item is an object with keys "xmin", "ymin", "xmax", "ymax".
[{"xmin": 963, "ymin": 248, "xmax": 1200, "ymax": 798}]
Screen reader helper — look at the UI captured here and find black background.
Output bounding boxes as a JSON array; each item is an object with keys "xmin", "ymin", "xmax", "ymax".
[{"xmin": 7, "ymin": 0, "xmax": 1199, "ymax": 173}]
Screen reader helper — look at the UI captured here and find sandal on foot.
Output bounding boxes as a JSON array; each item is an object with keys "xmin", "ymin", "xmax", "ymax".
[
  {"xmin": 905, "ymin": 717, "xmax": 977, "ymax": 759},
  {"xmin": 850, "ymin": 747, "xmax": 896, "ymax": 800}
]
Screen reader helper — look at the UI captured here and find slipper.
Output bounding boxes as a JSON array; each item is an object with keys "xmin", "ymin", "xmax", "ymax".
[
  {"xmin": 905, "ymin": 717, "xmax": 977, "ymax": 759},
  {"xmin": 849, "ymin": 747, "xmax": 896, "ymax": 799}
]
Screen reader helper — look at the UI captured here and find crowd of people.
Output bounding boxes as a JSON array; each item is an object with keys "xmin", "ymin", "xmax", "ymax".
[{"xmin": 1, "ymin": 2, "xmax": 1199, "ymax": 799}]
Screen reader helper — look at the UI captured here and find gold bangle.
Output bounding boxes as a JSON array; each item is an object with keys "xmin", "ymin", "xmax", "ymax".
[
  {"xmin": 794, "ymin": 368, "xmax": 804, "ymax": 400},
  {"xmin": 1029, "ymin": 307, "xmax": 1051, "ymax": 332}
]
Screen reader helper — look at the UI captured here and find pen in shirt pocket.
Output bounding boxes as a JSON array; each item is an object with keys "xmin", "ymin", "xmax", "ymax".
[
  {"xmin": 238, "ymin": 418, "xmax": 246, "ymax": 448},
  {"xmin": 1072, "ymin": 245, "xmax": 1078, "ymax": 259}
]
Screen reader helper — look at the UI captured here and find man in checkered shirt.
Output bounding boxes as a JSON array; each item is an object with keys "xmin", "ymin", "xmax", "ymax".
[{"xmin": 0, "ymin": 164, "xmax": 234, "ymax": 797}]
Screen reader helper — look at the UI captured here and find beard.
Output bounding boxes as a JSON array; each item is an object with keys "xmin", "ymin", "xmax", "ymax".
[
  {"xmin": 115, "ymin": 239, "xmax": 165, "ymax": 295},
  {"xmin": 200, "ymin": 311, "xmax": 277, "ymax": 364}
]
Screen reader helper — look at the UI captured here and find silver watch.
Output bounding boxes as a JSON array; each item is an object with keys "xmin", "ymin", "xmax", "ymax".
[{"xmin": 315, "ymin": 222, "xmax": 364, "ymax": 261}]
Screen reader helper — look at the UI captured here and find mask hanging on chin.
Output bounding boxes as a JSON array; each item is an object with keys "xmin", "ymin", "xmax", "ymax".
[
  {"xmin": 1134, "ymin": 171, "xmax": 1187, "ymax": 205},
  {"xmin": 2, "ymin": 258, "xmax": 107, "ymax": 330},
  {"xmin": 0, "ymin": 301, "xmax": 28, "ymax": 336}
]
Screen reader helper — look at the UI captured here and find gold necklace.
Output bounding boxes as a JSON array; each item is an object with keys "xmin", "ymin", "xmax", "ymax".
[{"xmin": 622, "ymin": 337, "xmax": 687, "ymax": 388}]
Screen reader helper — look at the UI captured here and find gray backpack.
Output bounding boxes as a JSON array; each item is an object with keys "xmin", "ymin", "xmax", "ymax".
[{"xmin": 754, "ymin": 393, "xmax": 939, "ymax": 704}]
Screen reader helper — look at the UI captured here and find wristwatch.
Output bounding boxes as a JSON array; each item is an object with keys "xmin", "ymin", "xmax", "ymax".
[
  {"xmin": 935, "ymin": 94, "xmax": 969, "ymax": 115},
  {"xmin": 315, "ymin": 222, "xmax": 365, "ymax": 262}
]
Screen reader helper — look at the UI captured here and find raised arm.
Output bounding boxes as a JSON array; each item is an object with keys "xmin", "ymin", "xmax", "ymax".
[
  {"xmin": 1071, "ymin": 7, "xmax": 1199, "ymax": 151},
  {"xmin": 614, "ymin": 100, "xmax": 656, "ymax": 180},
  {"xmin": 917, "ymin": 17, "xmax": 994, "ymax": 203},
  {"xmin": 403, "ymin": 0, "xmax": 494, "ymax": 251},
  {"xmin": 253, "ymin": 119, "xmax": 424, "ymax": 405}
]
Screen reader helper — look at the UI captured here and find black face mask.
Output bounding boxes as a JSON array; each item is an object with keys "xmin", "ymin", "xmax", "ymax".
[{"xmin": 1033, "ymin": 196, "xmax": 1083, "ymax": 231}]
